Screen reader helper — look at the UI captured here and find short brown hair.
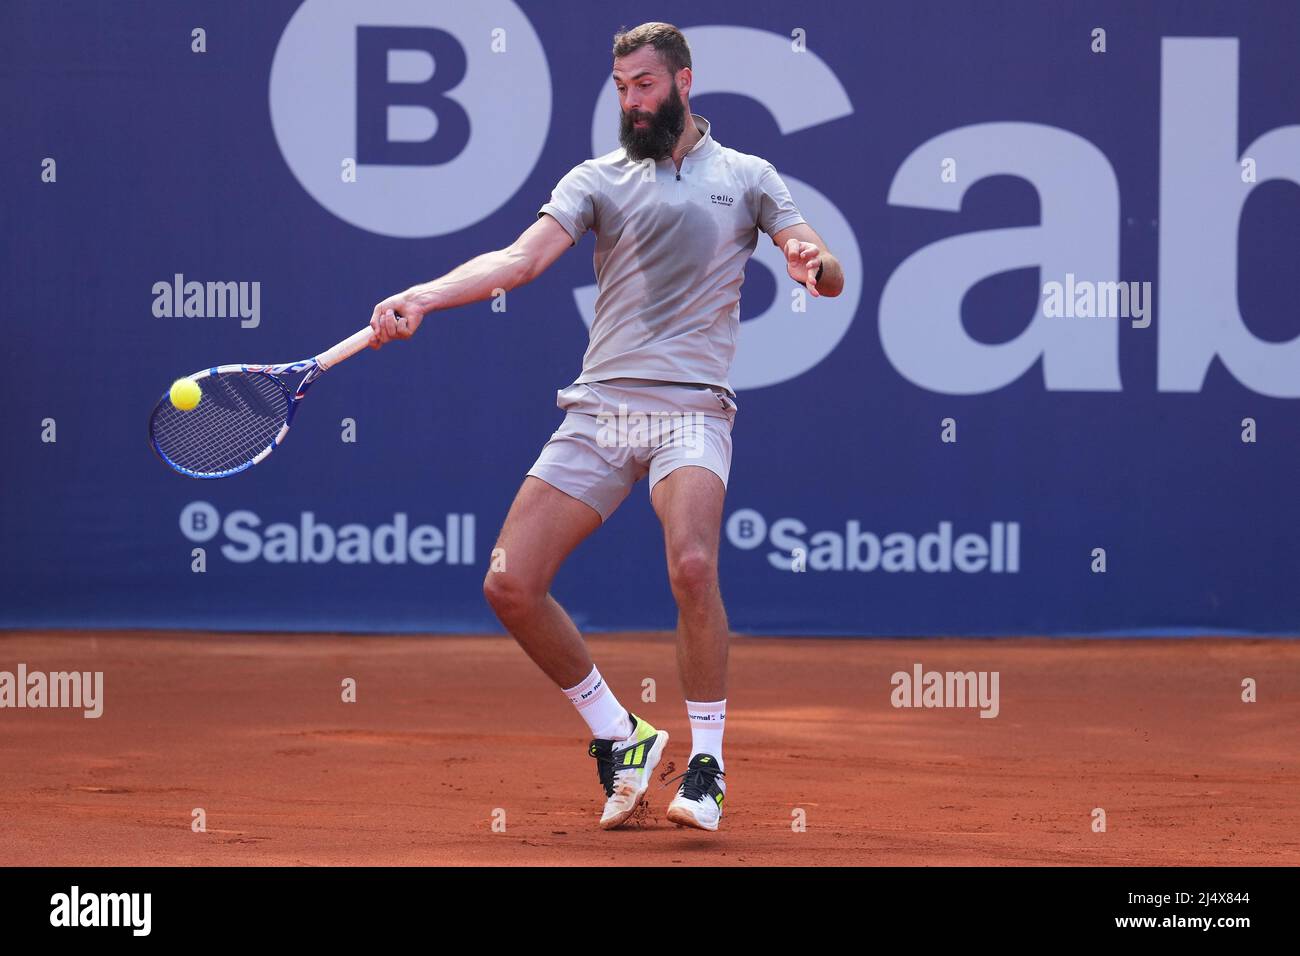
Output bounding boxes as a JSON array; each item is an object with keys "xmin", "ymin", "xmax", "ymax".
[{"xmin": 612, "ymin": 22, "xmax": 691, "ymax": 74}]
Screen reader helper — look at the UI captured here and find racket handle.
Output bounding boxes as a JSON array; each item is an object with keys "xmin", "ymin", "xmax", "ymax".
[{"xmin": 316, "ymin": 326, "xmax": 376, "ymax": 370}]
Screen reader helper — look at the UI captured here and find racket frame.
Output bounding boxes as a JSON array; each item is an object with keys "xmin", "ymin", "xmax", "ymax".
[{"xmin": 149, "ymin": 326, "xmax": 373, "ymax": 479}]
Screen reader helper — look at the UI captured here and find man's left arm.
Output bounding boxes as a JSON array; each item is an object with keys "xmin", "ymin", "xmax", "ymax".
[{"xmin": 771, "ymin": 223, "xmax": 844, "ymax": 299}]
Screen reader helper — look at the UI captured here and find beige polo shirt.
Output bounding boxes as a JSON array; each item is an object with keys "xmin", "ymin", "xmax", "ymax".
[{"xmin": 538, "ymin": 114, "xmax": 806, "ymax": 394}]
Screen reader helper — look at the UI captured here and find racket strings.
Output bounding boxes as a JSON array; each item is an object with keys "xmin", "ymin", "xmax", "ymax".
[{"xmin": 151, "ymin": 373, "xmax": 291, "ymax": 476}]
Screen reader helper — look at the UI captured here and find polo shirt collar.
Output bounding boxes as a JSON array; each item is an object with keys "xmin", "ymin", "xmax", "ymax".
[{"xmin": 687, "ymin": 114, "xmax": 717, "ymax": 157}]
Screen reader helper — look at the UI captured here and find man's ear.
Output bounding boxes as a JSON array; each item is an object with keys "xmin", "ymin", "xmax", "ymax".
[{"xmin": 677, "ymin": 67, "xmax": 691, "ymax": 99}]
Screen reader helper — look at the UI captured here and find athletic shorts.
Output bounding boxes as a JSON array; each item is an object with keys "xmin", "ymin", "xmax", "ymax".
[{"xmin": 526, "ymin": 379, "xmax": 739, "ymax": 522}]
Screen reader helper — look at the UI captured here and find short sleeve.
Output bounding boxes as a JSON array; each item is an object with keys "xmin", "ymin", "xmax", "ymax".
[
  {"xmin": 538, "ymin": 162, "xmax": 598, "ymax": 244},
  {"xmin": 756, "ymin": 162, "xmax": 805, "ymax": 237}
]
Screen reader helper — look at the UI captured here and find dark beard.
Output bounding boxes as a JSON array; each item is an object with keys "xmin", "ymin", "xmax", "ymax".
[{"xmin": 618, "ymin": 89, "xmax": 687, "ymax": 162}]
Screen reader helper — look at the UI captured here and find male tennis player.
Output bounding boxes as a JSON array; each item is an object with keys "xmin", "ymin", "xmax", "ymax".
[{"xmin": 368, "ymin": 22, "xmax": 843, "ymax": 832}]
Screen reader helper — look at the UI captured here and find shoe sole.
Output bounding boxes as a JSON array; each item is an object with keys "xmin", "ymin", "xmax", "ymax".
[
  {"xmin": 599, "ymin": 729, "xmax": 670, "ymax": 830},
  {"xmin": 666, "ymin": 801, "xmax": 721, "ymax": 832}
]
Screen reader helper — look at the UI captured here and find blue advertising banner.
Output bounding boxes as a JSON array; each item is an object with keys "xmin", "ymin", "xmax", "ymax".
[{"xmin": 2, "ymin": 0, "xmax": 1298, "ymax": 634}]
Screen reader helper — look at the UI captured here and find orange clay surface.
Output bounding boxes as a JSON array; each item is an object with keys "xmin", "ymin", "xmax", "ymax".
[{"xmin": 1, "ymin": 631, "xmax": 1297, "ymax": 866}]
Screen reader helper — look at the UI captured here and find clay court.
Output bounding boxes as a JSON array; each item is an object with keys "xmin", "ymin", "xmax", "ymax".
[{"xmin": 2, "ymin": 631, "xmax": 1296, "ymax": 866}]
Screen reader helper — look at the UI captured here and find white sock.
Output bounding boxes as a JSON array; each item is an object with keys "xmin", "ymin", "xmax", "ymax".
[
  {"xmin": 563, "ymin": 666, "xmax": 633, "ymax": 741},
  {"xmin": 686, "ymin": 699, "xmax": 727, "ymax": 770}
]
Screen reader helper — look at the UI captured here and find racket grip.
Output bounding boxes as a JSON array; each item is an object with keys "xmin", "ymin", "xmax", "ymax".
[{"xmin": 316, "ymin": 326, "xmax": 376, "ymax": 370}]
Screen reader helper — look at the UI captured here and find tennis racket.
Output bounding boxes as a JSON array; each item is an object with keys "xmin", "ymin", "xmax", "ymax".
[{"xmin": 149, "ymin": 326, "xmax": 375, "ymax": 479}]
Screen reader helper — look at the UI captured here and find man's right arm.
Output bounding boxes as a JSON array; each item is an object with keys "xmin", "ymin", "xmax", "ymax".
[{"xmin": 369, "ymin": 213, "xmax": 576, "ymax": 347}]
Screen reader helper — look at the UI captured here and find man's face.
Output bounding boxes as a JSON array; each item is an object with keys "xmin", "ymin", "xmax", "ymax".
[{"xmin": 613, "ymin": 47, "xmax": 687, "ymax": 162}]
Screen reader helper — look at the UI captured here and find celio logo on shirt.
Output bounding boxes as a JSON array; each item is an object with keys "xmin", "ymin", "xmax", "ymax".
[{"xmin": 710, "ymin": 194, "xmax": 735, "ymax": 206}]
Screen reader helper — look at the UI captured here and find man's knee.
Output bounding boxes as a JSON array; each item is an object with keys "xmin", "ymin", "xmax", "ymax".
[
  {"xmin": 667, "ymin": 547, "xmax": 718, "ymax": 604},
  {"xmin": 483, "ymin": 570, "xmax": 545, "ymax": 622}
]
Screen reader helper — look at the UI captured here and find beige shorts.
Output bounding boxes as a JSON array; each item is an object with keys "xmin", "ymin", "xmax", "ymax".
[{"xmin": 527, "ymin": 379, "xmax": 738, "ymax": 522}]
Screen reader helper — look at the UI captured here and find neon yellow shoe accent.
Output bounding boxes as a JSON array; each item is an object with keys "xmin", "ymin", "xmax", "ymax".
[{"xmin": 630, "ymin": 713, "xmax": 660, "ymax": 743}]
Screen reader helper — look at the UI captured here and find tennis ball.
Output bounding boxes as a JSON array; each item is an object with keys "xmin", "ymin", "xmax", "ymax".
[{"xmin": 170, "ymin": 378, "xmax": 202, "ymax": 411}]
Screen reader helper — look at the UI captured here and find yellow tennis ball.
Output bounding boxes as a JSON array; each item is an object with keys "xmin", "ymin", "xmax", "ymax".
[{"xmin": 170, "ymin": 378, "xmax": 202, "ymax": 411}]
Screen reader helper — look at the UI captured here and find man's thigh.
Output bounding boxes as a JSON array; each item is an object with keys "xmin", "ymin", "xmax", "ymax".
[
  {"xmin": 650, "ymin": 465, "xmax": 727, "ymax": 562},
  {"xmin": 492, "ymin": 475, "xmax": 603, "ymax": 590}
]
